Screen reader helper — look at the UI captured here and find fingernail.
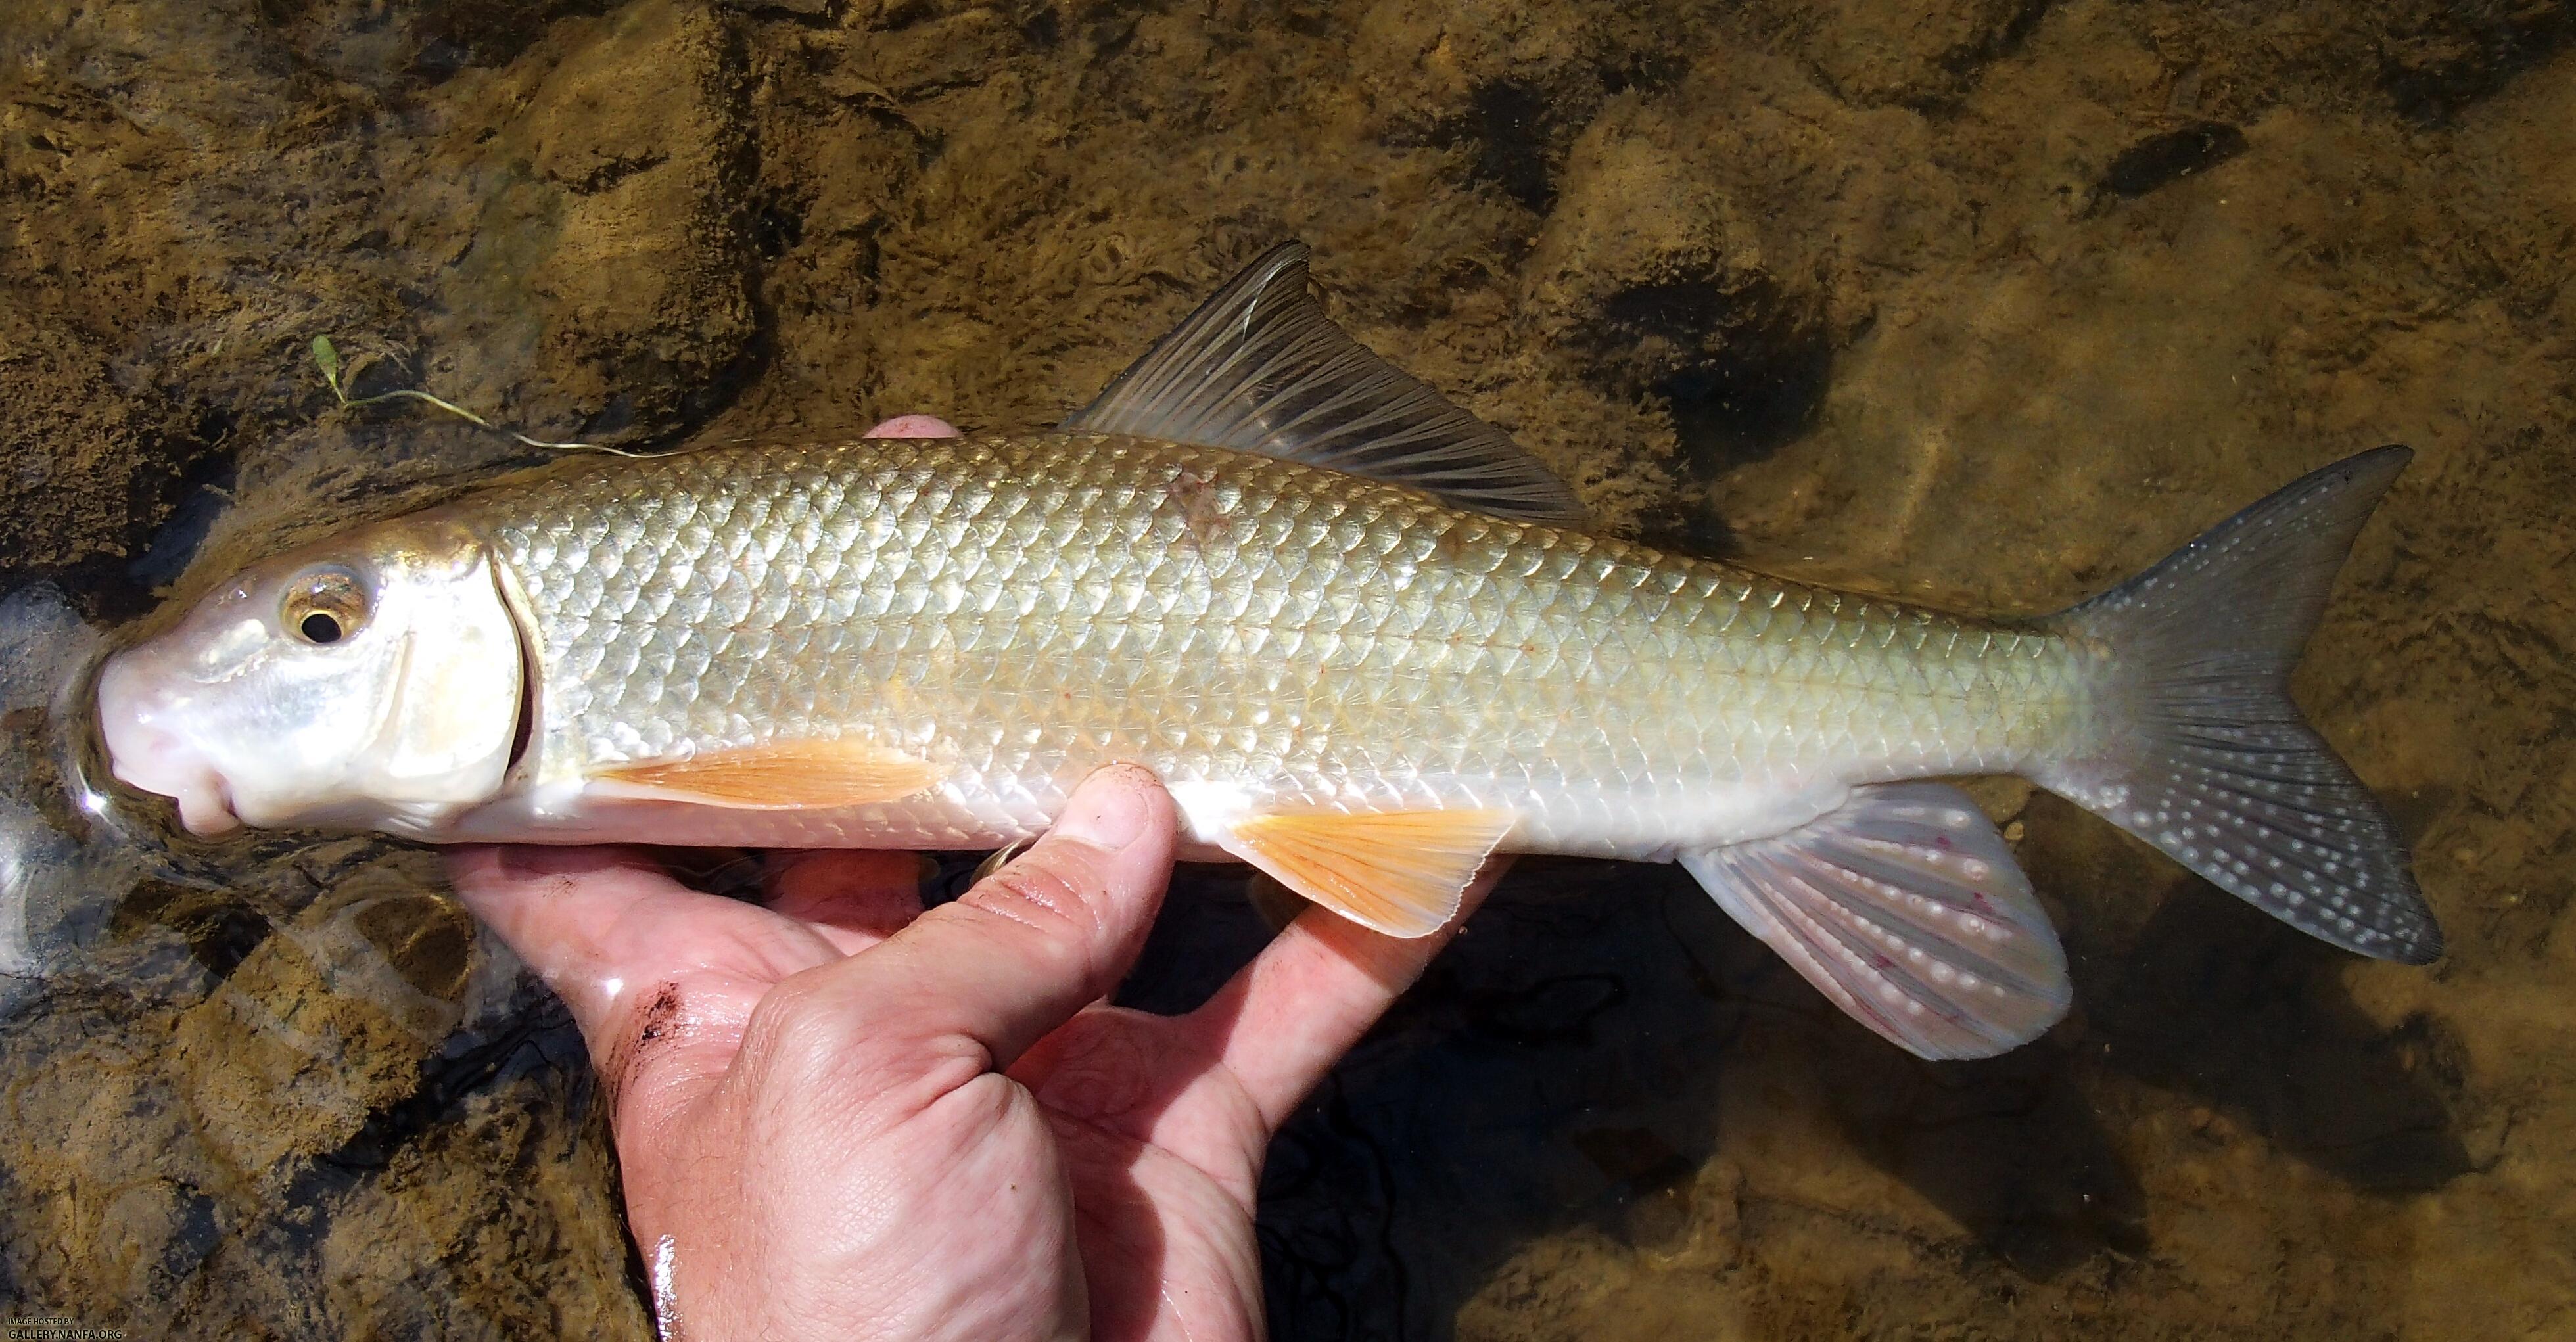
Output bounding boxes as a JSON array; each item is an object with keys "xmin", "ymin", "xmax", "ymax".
[{"xmin": 1054, "ymin": 763, "xmax": 1156, "ymax": 850}]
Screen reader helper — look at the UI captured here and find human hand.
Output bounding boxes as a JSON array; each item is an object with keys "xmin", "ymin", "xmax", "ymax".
[{"xmin": 448, "ymin": 763, "xmax": 1504, "ymax": 1341}]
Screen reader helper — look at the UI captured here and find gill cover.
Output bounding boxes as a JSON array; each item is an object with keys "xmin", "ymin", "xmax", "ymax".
[{"xmin": 96, "ymin": 516, "xmax": 523, "ymax": 836}]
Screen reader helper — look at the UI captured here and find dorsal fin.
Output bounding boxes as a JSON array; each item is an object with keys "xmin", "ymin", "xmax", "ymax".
[{"xmin": 1066, "ymin": 241, "xmax": 1587, "ymax": 526}]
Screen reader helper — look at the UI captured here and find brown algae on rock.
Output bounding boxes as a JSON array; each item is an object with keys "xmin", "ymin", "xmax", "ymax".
[{"xmin": 3, "ymin": 0, "xmax": 2573, "ymax": 1336}]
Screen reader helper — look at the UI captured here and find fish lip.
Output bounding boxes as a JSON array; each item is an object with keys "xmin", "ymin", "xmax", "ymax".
[
  {"xmin": 95, "ymin": 647, "xmax": 243, "ymax": 836},
  {"xmin": 176, "ymin": 775, "xmax": 243, "ymax": 835}
]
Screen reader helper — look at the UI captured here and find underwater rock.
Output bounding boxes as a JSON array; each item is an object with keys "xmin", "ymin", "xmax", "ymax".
[
  {"xmin": 400, "ymin": 0, "xmax": 623, "ymax": 81},
  {"xmin": 2120, "ymin": 0, "xmax": 2576, "ymax": 124},
  {"xmin": 402, "ymin": 0, "xmax": 760, "ymax": 447},
  {"xmin": 0, "ymin": 310, "xmax": 218, "ymax": 581},
  {"xmin": 154, "ymin": 852, "xmax": 464, "ymax": 1192},
  {"xmin": 1523, "ymin": 104, "xmax": 1823, "ymax": 406},
  {"xmin": 1779, "ymin": 0, "xmax": 2047, "ymax": 108},
  {"xmin": 1351, "ymin": 0, "xmax": 1698, "ymax": 216},
  {"xmin": 1519, "ymin": 81, "xmax": 1849, "ymax": 486}
]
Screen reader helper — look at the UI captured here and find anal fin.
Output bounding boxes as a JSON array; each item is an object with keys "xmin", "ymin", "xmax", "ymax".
[
  {"xmin": 589, "ymin": 739, "xmax": 947, "ymax": 810},
  {"xmin": 1681, "ymin": 782, "xmax": 2070, "ymax": 1061},
  {"xmin": 1224, "ymin": 807, "xmax": 1515, "ymax": 938},
  {"xmin": 1244, "ymin": 869, "xmax": 1311, "ymax": 936}
]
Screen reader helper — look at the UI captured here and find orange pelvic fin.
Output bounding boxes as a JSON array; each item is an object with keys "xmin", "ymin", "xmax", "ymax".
[
  {"xmin": 1224, "ymin": 807, "xmax": 1515, "ymax": 938},
  {"xmin": 590, "ymin": 739, "xmax": 947, "ymax": 810}
]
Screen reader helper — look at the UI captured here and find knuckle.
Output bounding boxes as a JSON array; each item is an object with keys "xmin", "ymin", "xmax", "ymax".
[
  {"xmin": 739, "ymin": 975, "xmax": 854, "ymax": 1081},
  {"xmin": 972, "ymin": 848, "xmax": 1111, "ymax": 944}
]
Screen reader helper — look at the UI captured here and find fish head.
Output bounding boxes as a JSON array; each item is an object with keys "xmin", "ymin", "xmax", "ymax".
[{"xmin": 96, "ymin": 515, "xmax": 524, "ymax": 837}]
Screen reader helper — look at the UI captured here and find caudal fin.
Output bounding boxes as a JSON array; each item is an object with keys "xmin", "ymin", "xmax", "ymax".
[{"xmin": 2038, "ymin": 446, "xmax": 2442, "ymax": 964}]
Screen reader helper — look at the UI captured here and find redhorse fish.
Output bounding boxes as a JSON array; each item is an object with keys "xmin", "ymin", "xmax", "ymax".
[{"xmin": 94, "ymin": 243, "xmax": 2441, "ymax": 1059}]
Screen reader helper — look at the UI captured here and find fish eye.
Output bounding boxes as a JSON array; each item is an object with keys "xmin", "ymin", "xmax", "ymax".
[{"xmin": 281, "ymin": 568, "xmax": 371, "ymax": 647}]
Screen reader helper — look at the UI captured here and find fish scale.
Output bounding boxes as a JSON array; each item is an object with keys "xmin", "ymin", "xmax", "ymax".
[{"xmin": 468, "ymin": 431, "xmax": 2086, "ymax": 856}]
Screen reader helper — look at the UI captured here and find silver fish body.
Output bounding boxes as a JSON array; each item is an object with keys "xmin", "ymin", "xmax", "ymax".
[{"xmin": 450, "ymin": 432, "xmax": 2088, "ymax": 856}]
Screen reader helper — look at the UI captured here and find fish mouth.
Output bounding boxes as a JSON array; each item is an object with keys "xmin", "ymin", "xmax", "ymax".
[{"xmin": 95, "ymin": 648, "xmax": 243, "ymax": 835}]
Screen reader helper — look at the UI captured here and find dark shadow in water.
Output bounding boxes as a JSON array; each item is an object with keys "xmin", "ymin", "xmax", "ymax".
[
  {"xmin": 1810, "ymin": 1032, "xmax": 2151, "ymax": 1278},
  {"xmin": 381, "ymin": 0, "xmax": 618, "ymax": 84},
  {"xmin": 2098, "ymin": 122, "xmax": 2248, "ymax": 201},
  {"xmin": 1659, "ymin": 323, "xmax": 1835, "ymax": 479},
  {"xmin": 1620, "ymin": 298, "xmax": 1837, "ymax": 559},
  {"xmin": 106, "ymin": 875, "xmax": 278, "ymax": 983},
  {"xmin": 1700, "ymin": 907, "xmax": 2152, "ymax": 1282},
  {"xmin": 1117, "ymin": 857, "xmax": 2156, "ymax": 1337},
  {"xmin": 317, "ymin": 983, "xmax": 582, "ymax": 1177},
  {"xmin": 0, "ymin": 405, "xmax": 238, "ymax": 625},
  {"xmin": 1118, "ymin": 859, "xmax": 1746, "ymax": 1342},
  {"xmin": 1430, "ymin": 80, "xmax": 1570, "ymax": 217},
  {"xmin": 124, "ymin": 451, "xmax": 241, "ymax": 597},
  {"xmin": 1414, "ymin": 57, "xmax": 1683, "ymax": 223},
  {"xmin": 241, "ymin": 986, "xmax": 597, "ymax": 1322},
  {"xmin": 2376, "ymin": 2, "xmax": 2576, "ymax": 120},
  {"xmin": 2089, "ymin": 881, "xmax": 2474, "ymax": 1194}
]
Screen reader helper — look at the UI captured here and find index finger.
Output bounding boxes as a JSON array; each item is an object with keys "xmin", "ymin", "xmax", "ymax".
[
  {"xmin": 447, "ymin": 845, "xmax": 836, "ymax": 1040},
  {"xmin": 1187, "ymin": 857, "xmax": 1512, "ymax": 1131}
]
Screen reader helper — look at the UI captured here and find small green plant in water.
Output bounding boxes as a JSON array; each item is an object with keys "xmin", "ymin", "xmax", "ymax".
[{"xmin": 310, "ymin": 336, "xmax": 661, "ymax": 457}]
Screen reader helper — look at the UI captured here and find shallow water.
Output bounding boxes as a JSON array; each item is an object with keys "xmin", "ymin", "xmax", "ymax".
[{"xmin": 3, "ymin": 0, "xmax": 2572, "ymax": 1336}]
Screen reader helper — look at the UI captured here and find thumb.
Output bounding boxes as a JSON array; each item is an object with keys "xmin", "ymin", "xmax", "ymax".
[{"xmin": 757, "ymin": 763, "xmax": 1177, "ymax": 1083}]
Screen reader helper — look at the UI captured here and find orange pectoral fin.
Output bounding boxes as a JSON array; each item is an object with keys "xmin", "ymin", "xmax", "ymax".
[
  {"xmin": 588, "ymin": 739, "xmax": 947, "ymax": 810},
  {"xmin": 1223, "ymin": 807, "xmax": 1516, "ymax": 938}
]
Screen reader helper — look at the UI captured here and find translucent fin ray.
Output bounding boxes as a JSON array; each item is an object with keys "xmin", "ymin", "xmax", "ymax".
[
  {"xmin": 1682, "ymin": 783, "xmax": 2071, "ymax": 1061},
  {"xmin": 1223, "ymin": 806, "xmax": 1516, "ymax": 938},
  {"xmin": 1067, "ymin": 241, "xmax": 1586, "ymax": 525},
  {"xmin": 2041, "ymin": 446, "xmax": 2442, "ymax": 963},
  {"xmin": 590, "ymin": 739, "xmax": 947, "ymax": 810}
]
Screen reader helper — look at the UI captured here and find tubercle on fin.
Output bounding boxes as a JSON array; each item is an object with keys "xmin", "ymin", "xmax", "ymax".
[
  {"xmin": 587, "ymin": 739, "xmax": 947, "ymax": 810},
  {"xmin": 2040, "ymin": 445, "xmax": 2442, "ymax": 964},
  {"xmin": 1681, "ymin": 782, "xmax": 2072, "ymax": 1061}
]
